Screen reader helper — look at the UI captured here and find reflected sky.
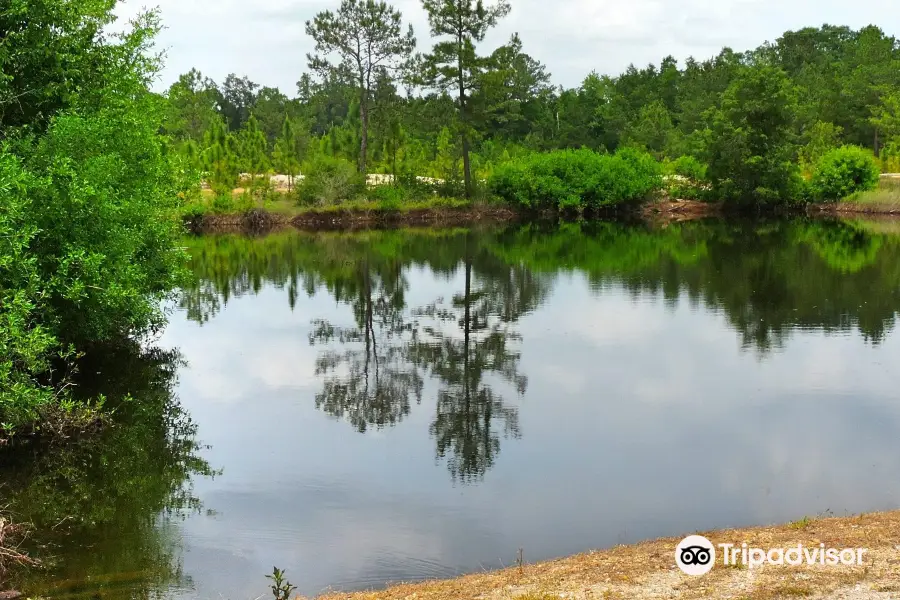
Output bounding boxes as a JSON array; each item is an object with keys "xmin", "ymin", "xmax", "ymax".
[{"xmin": 155, "ymin": 224, "xmax": 900, "ymax": 598}]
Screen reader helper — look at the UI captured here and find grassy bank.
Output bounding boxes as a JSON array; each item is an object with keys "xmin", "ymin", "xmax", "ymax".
[
  {"xmin": 311, "ymin": 511, "xmax": 900, "ymax": 600},
  {"xmin": 810, "ymin": 177, "xmax": 900, "ymax": 215}
]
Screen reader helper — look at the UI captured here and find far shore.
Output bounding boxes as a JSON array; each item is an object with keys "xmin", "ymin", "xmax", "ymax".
[
  {"xmin": 183, "ymin": 197, "xmax": 900, "ymax": 234},
  {"xmin": 309, "ymin": 510, "xmax": 900, "ymax": 600}
]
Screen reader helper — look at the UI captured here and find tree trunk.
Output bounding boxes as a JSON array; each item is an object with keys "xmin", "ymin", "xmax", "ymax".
[
  {"xmin": 457, "ymin": 34, "xmax": 472, "ymax": 199},
  {"xmin": 461, "ymin": 128, "xmax": 472, "ymax": 199},
  {"xmin": 359, "ymin": 87, "xmax": 369, "ymax": 176}
]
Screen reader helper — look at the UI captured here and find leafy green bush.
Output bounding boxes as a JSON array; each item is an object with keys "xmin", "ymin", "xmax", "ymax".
[
  {"xmin": 366, "ymin": 184, "xmax": 407, "ymax": 209},
  {"xmin": 881, "ymin": 142, "xmax": 900, "ymax": 173},
  {"xmin": 211, "ymin": 193, "xmax": 235, "ymax": 213},
  {"xmin": 702, "ymin": 65, "xmax": 802, "ymax": 207},
  {"xmin": 666, "ymin": 155, "xmax": 708, "ymax": 200},
  {"xmin": 0, "ymin": 9, "xmax": 192, "ymax": 437},
  {"xmin": 295, "ymin": 157, "xmax": 364, "ymax": 206},
  {"xmin": 810, "ymin": 146, "xmax": 880, "ymax": 202},
  {"xmin": 488, "ymin": 148, "xmax": 662, "ymax": 210}
]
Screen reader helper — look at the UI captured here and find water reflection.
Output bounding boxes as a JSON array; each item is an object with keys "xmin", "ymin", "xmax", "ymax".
[
  {"xmin": 32, "ymin": 216, "xmax": 896, "ymax": 599},
  {"xmin": 308, "ymin": 251, "xmax": 422, "ymax": 433},
  {"xmin": 180, "ymin": 219, "xmax": 900, "ymax": 488},
  {"xmin": 183, "ymin": 218, "xmax": 900, "ymax": 356},
  {"xmin": 0, "ymin": 342, "xmax": 214, "ymax": 599}
]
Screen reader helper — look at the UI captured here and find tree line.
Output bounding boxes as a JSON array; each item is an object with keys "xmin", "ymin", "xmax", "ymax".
[{"xmin": 163, "ymin": 3, "xmax": 900, "ymax": 200}]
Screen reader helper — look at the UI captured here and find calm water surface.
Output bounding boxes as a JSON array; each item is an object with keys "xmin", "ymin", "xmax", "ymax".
[{"xmin": 8, "ymin": 219, "xmax": 900, "ymax": 599}]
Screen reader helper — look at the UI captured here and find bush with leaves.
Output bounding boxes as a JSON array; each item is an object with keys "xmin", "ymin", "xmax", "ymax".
[
  {"xmin": 488, "ymin": 148, "xmax": 662, "ymax": 210},
  {"xmin": 665, "ymin": 155, "xmax": 708, "ymax": 200},
  {"xmin": 702, "ymin": 64, "xmax": 803, "ymax": 207},
  {"xmin": 0, "ymin": 8, "xmax": 192, "ymax": 437},
  {"xmin": 0, "ymin": 153, "xmax": 57, "ymax": 431},
  {"xmin": 879, "ymin": 142, "xmax": 900, "ymax": 174},
  {"xmin": 810, "ymin": 146, "xmax": 881, "ymax": 201},
  {"xmin": 295, "ymin": 156, "xmax": 365, "ymax": 206}
]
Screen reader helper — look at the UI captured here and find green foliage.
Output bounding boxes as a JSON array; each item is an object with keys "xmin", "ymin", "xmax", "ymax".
[
  {"xmin": 702, "ymin": 64, "xmax": 803, "ymax": 206},
  {"xmin": 23, "ymin": 100, "xmax": 189, "ymax": 345},
  {"xmin": 272, "ymin": 116, "xmax": 308, "ymax": 190},
  {"xmin": 0, "ymin": 153, "xmax": 57, "ymax": 432},
  {"xmin": 366, "ymin": 183, "xmax": 407, "ymax": 209},
  {"xmin": 810, "ymin": 145, "xmax": 881, "ymax": 201},
  {"xmin": 0, "ymin": 5, "xmax": 193, "ymax": 435},
  {"xmin": 295, "ymin": 156, "xmax": 365, "ymax": 206},
  {"xmin": 488, "ymin": 148, "xmax": 661, "ymax": 210},
  {"xmin": 666, "ymin": 155, "xmax": 708, "ymax": 200},
  {"xmin": 201, "ymin": 118, "xmax": 241, "ymax": 196},
  {"xmin": 799, "ymin": 121, "xmax": 844, "ymax": 175},
  {"xmin": 622, "ymin": 100, "xmax": 677, "ymax": 158},
  {"xmin": 306, "ymin": 0, "xmax": 416, "ymax": 174},
  {"xmin": 881, "ymin": 141, "xmax": 900, "ymax": 173},
  {"xmin": 870, "ymin": 89, "xmax": 900, "ymax": 145},
  {"xmin": 0, "ymin": 0, "xmax": 117, "ymax": 132},
  {"xmin": 164, "ymin": 69, "xmax": 221, "ymax": 143},
  {"xmin": 419, "ymin": 0, "xmax": 512, "ymax": 196}
]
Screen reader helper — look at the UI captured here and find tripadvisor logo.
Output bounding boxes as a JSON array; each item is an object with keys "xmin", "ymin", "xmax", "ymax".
[
  {"xmin": 676, "ymin": 535, "xmax": 716, "ymax": 576},
  {"xmin": 675, "ymin": 535, "xmax": 867, "ymax": 575}
]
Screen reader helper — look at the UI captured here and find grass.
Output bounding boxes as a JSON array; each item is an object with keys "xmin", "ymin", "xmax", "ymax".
[
  {"xmin": 787, "ymin": 516, "xmax": 812, "ymax": 530},
  {"xmin": 841, "ymin": 176, "xmax": 900, "ymax": 210}
]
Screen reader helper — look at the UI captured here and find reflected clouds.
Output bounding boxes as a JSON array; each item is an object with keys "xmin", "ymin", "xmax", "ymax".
[{"xmin": 162, "ymin": 222, "xmax": 900, "ymax": 597}]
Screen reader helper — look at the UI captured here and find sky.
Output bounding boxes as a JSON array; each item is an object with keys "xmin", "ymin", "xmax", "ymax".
[{"xmin": 114, "ymin": 0, "xmax": 897, "ymax": 94}]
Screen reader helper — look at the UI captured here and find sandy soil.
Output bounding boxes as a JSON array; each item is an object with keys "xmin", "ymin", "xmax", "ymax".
[{"xmin": 311, "ymin": 511, "xmax": 900, "ymax": 600}]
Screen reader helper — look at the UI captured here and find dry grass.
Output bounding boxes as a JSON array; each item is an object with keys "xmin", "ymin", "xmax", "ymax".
[
  {"xmin": 839, "ymin": 178, "xmax": 900, "ymax": 211},
  {"xmin": 309, "ymin": 511, "xmax": 900, "ymax": 600}
]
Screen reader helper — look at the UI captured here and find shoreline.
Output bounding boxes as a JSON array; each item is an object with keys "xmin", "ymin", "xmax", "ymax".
[
  {"xmin": 183, "ymin": 199, "xmax": 900, "ymax": 235},
  {"xmin": 312, "ymin": 510, "xmax": 900, "ymax": 600},
  {"xmin": 184, "ymin": 205, "xmax": 524, "ymax": 234}
]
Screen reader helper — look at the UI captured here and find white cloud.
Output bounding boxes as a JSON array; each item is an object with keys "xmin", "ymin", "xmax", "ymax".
[{"xmin": 116, "ymin": 0, "xmax": 898, "ymax": 93}]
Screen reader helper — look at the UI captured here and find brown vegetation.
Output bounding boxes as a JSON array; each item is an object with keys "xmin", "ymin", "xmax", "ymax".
[
  {"xmin": 186, "ymin": 205, "xmax": 521, "ymax": 234},
  {"xmin": 0, "ymin": 514, "xmax": 36, "ymax": 590}
]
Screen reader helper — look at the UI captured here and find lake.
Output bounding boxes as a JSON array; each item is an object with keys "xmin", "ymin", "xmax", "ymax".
[{"xmin": 7, "ymin": 218, "xmax": 900, "ymax": 599}]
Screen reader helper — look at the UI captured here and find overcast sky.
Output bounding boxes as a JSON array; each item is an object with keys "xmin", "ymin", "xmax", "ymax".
[{"xmin": 114, "ymin": 0, "xmax": 897, "ymax": 94}]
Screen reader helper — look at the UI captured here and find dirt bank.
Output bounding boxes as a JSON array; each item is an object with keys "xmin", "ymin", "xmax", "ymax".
[
  {"xmin": 187, "ymin": 206, "xmax": 521, "ymax": 234},
  {"xmin": 808, "ymin": 203, "xmax": 900, "ymax": 216},
  {"xmin": 312, "ymin": 510, "xmax": 900, "ymax": 600},
  {"xmin": 641, "ymin": 199, "xmax": 722, "ymax": 223}
]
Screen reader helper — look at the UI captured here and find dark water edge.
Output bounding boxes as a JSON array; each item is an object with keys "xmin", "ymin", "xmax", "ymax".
[{"xmin": 4, "ymin": 216, "xmax": 900, "ymax": 599}]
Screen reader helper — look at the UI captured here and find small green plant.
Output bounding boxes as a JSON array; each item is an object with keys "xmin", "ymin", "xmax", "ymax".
[
  {"xmin": 295, "ymin": 156, "xmax": 365, "ymax": 206},
  {"xmin": 367, "ymin": 183, "xmax": 407, "ymax": 209},
  {"xmin": 666, "ymin": 155, "xmax": 708, "ymax": 200},
  {"xmin": 788, "ymin": 516, "xmax": 813, "ymax": 529},
  {"xmin": 210, "ymin": 193, "xmax": 235, "ymax": 213},
  {"xmin": 810, "ymin": 145, "xmax": 880, "ymax": 202},
  {"xmin": 266, "ymin": 566, "xmax": 297, "ymax": 600}
]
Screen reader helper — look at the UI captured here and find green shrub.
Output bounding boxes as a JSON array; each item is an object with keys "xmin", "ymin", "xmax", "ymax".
[
  {"xmin": 366, "ymin": 184, "xmax": 407, "ymax": 208},
  {"xmin": 671, "ymin": 155, "xmax": 707, "ymax": 181},
  {"xmin": 879, "ymin": 141, "xmax": 900, "ymax": 174},
  {"xmin": 211, "ymin": 193, "xmax": 235, "ymax": 213},
  {"xmin": 488, "ymin": 148, "xmax": 662, "ymax": 211},
  {"xmin": 295, "ymin": 157, "xmax": 364, "ymax": 206},
  {"xmin": 810, "ymin": 146, "xmax": 880, "ymax": 202},
  {"xmin": 666, "ymin": 155, "xmax": 708, "ymax": 200},
  {"xmin": 702, "ymin": 64, "xmax": 801, "ymax": 207}
]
